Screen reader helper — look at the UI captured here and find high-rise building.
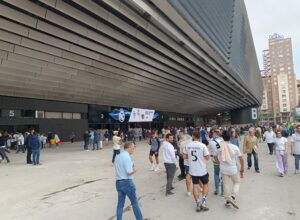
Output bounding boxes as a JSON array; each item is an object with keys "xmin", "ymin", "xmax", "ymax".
[
  {"xmin": 297, "ymin": 80, "xmax": 300, "ymax": 106},
  {"xmin": 262, "ymin": 50, "xmax": 271, "ymax": 74},
  {"xmin": 260, "ymin": 72, "xmax": 273, "ymax": 116},
  {"xmin": 260, "ymin": 34, "xmax": 298, "ymax": 123}
]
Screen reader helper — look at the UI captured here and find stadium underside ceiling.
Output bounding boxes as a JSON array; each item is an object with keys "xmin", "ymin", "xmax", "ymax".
[{"xmin": 0, "ymin": 0, "xmax": 262, "ymax": 115}]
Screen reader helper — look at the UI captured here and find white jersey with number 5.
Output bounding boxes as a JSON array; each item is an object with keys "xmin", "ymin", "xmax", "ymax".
[{"xmin": 185, "ymin": 141, "xmax": 209, "ymax": 176}]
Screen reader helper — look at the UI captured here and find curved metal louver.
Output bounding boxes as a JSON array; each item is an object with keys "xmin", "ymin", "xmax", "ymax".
[{"xmin": 0, "ymin": 0, "xmax": 262, "ymax": 115}]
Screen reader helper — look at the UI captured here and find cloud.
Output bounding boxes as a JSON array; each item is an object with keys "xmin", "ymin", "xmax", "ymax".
[{"xmin": 245, "ymin": 0, "xmax": 300, "ymax": 78}]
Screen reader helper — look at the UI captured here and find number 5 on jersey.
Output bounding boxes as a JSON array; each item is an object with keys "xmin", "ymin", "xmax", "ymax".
[{"xmin": 191, "ymin": 150, "xmax": 198, "ymax": 161}]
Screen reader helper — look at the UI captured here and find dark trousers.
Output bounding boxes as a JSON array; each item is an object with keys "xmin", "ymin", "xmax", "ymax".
[
  {"xmin": 164, "ymin": 163, "xmax": 176, "ymax": 192},
  {"xmin": 112, "ymin": 149, "xmax": 120, "ymax": 163},
  {"xmin": 0, "ymin": 148, "xmax": 10, "ymax": 163},
  {"xmin": 247, "ymin": 150, "xmax": 259, "ymax": 171},
  {"xmin": 83, "ymin": 140, "xmax": 89, "ymax": 150},
  {"xmin": 93, "ymin": 141, "xmax": 99, "ymax": 150},
  {"xmin": 267, "ymin": 143, "xmax": 274, "ymax": 155},
  {"xmin": 26, "ymin": 147, "xmax": 32, "ymax": 163},
  {"xmin": 178, "ymin": 156, "xmax": 185, "ymax": 177},
  {"xmin": 294, "ymin": 154, "xmax": 300, "ymax": 170}
]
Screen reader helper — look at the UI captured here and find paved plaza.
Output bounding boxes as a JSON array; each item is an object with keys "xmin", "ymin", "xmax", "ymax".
[{"xmin": 0, "ymin": 140, "xmax": 299, "ymax": 220}]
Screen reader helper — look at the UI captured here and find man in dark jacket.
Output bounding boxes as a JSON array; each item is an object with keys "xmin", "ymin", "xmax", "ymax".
[
  {"xmin": 25, "ymin": 132, "xmax": 32, "ymax": 164},
  {"xmin": 28, "ymin": 130, "xmax": 41, "ymax": 165},
  {"xmin": 0, "ymin": 131, "xmax": 10, "ymax": 164},
  {"xmin": 93, "ymin": 131, "xmax": 99, "ymax": 150},
  {"xmin": 83, "ymin": 130, "xmax": 90, "ymax": 151}
]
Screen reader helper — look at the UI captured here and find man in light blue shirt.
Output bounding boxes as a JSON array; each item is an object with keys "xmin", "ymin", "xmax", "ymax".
[{"xmin": 115, "ymin": 142, "xmax": 147, "ymax": 220}]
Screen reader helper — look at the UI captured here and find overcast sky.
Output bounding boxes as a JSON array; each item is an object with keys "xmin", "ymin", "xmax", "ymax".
[{"xmin": 244, "ymin": 0, "xmax": 300, "ymax": 78}]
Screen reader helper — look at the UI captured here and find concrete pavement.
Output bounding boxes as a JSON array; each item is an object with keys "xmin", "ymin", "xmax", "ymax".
[{"xmin": 0, "ymin": 140, "xmax": 299, "ymax": 220}]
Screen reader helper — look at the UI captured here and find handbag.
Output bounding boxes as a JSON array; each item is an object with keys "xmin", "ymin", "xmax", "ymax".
[{"xmin": 253, "ymin": 145, "xmax": 258, "ymax": 153}]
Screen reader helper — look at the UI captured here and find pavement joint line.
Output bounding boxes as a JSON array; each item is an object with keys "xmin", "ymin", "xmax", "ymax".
[{"xmin": 41, "ymin": 178, "xmax": 108, "ymax": 200}]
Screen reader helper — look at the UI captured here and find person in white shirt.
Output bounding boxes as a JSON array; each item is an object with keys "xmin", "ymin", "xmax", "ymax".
[
  {"xmin": 112, "ymin": 131, "xmax": 122, "ymax": 164},
  {"xmin": 291, "ymin": 124, "xmax": 300, "ymax": 174},
  {"xmin": 263, "ymin": 127, "xmax": 276, "ymax": 155},
  {"xmin": 206, "ymin": 129, "xmax": 224, "ymax": 196},
  {"xmin": 12, "ymin": 133, "xmax": 18, "ymax": 149},
  {"xmin": 180, "ymin": 133, "xmax": 192, "ymax": 196},
  {"xmin": 54, "ymin": 133, "xmax": 60, "ymax": 147},
  {"xmin": 16, "ymin": 132, "xmax": 25, "ymax": 153},
  {"xmin": 213, "ymin": 131, "xmax": 244, "ymax": 209},
  {"xmin": 274, "ymin": 130, "xmax": 288, "ymax": 177},
  {"xmin": 162, "ymin": 133, "xmax": 177, "ymax": 196},
  {"xmin": 183, "ymin": 131, "xmax": 210, "ymax": 212},
  {"xmin": 40, "ymin": 134, "xmax": 47, "ymax": 149}
]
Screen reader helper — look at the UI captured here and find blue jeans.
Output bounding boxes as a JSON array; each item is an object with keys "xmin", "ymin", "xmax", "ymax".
[
  {"xmin": 247, "ymin": 150, "xmax": 259, "ymax": 171},
  {"xmin": 132, "ymin": 137, "xmax": 136, "ymax": 145},
  {"xmin": 112, "ymin": 149, "xmax": 120, "ymax": 163},
  {"xmin": 32, "ymin": 149, "xmax": 40, "ymax": 165},
  {"xmin": 116, "ymin": 179, "xmax": 143, "ymax": 220},
  {"xmin": 93, "ymin": 141, "xmax": 99, "ymax": 150},
  {"xmin": 83, "ymin": 141, "xmax": 89, "ymax": 150},
  {"xmin": 294, "ymin": 154, "xmax": 300, "ymax": 170},
  {"xmin": 214, "ymin": 164, "xmax": 224, "ymax": 193}
]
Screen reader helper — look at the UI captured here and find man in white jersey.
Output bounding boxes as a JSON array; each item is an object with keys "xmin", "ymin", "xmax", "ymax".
[
  {"xmin": 184, "ymin": 131, "xmax": 210, "ymax": 212},
  {"xmin": 213, "ymin": 131, "xmax": 244, "ymax": 209},
  {"xmin": 207, "ymin": 128, "xmax": 224, "ymax": 196}
]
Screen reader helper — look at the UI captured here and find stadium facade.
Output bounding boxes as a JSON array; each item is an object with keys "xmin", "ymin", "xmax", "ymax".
[{"xmin": 0, "ymin": 0, "xmax": 262, "ymax": 139}]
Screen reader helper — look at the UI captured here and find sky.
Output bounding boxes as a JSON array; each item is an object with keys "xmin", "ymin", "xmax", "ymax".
[{"xmin": 244, "ymin": 0, "xmax": 300, "ymax": 78}]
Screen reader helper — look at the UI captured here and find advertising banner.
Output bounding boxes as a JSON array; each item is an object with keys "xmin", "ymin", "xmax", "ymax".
[{"xmin": 129, "ymin": 108, "xmax": 155, "ymax": 122}]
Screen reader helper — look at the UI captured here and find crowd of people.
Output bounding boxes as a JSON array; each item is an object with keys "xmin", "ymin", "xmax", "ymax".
[
  {"xmin": 2, "ymin": 123, "xmax": 300, "ymax": 219},
  {"xmin": 0, "ymin": 130, "xmax": 61, "ymax": 165},
  {"xmin": 113, "ymin": 123, "xmax": 300, "ymax": 219}
]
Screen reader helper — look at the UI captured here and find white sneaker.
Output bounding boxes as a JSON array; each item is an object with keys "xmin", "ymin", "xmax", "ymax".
[
  {"xmin": 150, "ymin": 164, "xmax": 155, "ymax": 171},
  {"xmin": 186, "ymin": 192, "xmax": 191, "ymax": 196},
  {"xmin": 295, "ymin": 170, "xmax": 299, "ymax": 174},
  {"xmin": 154, "ymin": 166, "xmax": 160, "ymax": 172}
]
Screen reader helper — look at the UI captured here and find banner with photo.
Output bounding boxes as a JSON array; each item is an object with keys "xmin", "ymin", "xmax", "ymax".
[{"xmin": 129, "ymin": 108, "xmax": 155, "ymax": 122}]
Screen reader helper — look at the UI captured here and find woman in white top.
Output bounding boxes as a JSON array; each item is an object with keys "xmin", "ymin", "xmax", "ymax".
[{"xmin": 274, "ymin": 129, "xmax": 288, "ymax": 177}]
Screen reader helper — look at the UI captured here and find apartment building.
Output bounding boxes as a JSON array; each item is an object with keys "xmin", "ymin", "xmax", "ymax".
[{"xmin": 260, "ymin": 34, "xmax": 298, "ymax": 123}]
